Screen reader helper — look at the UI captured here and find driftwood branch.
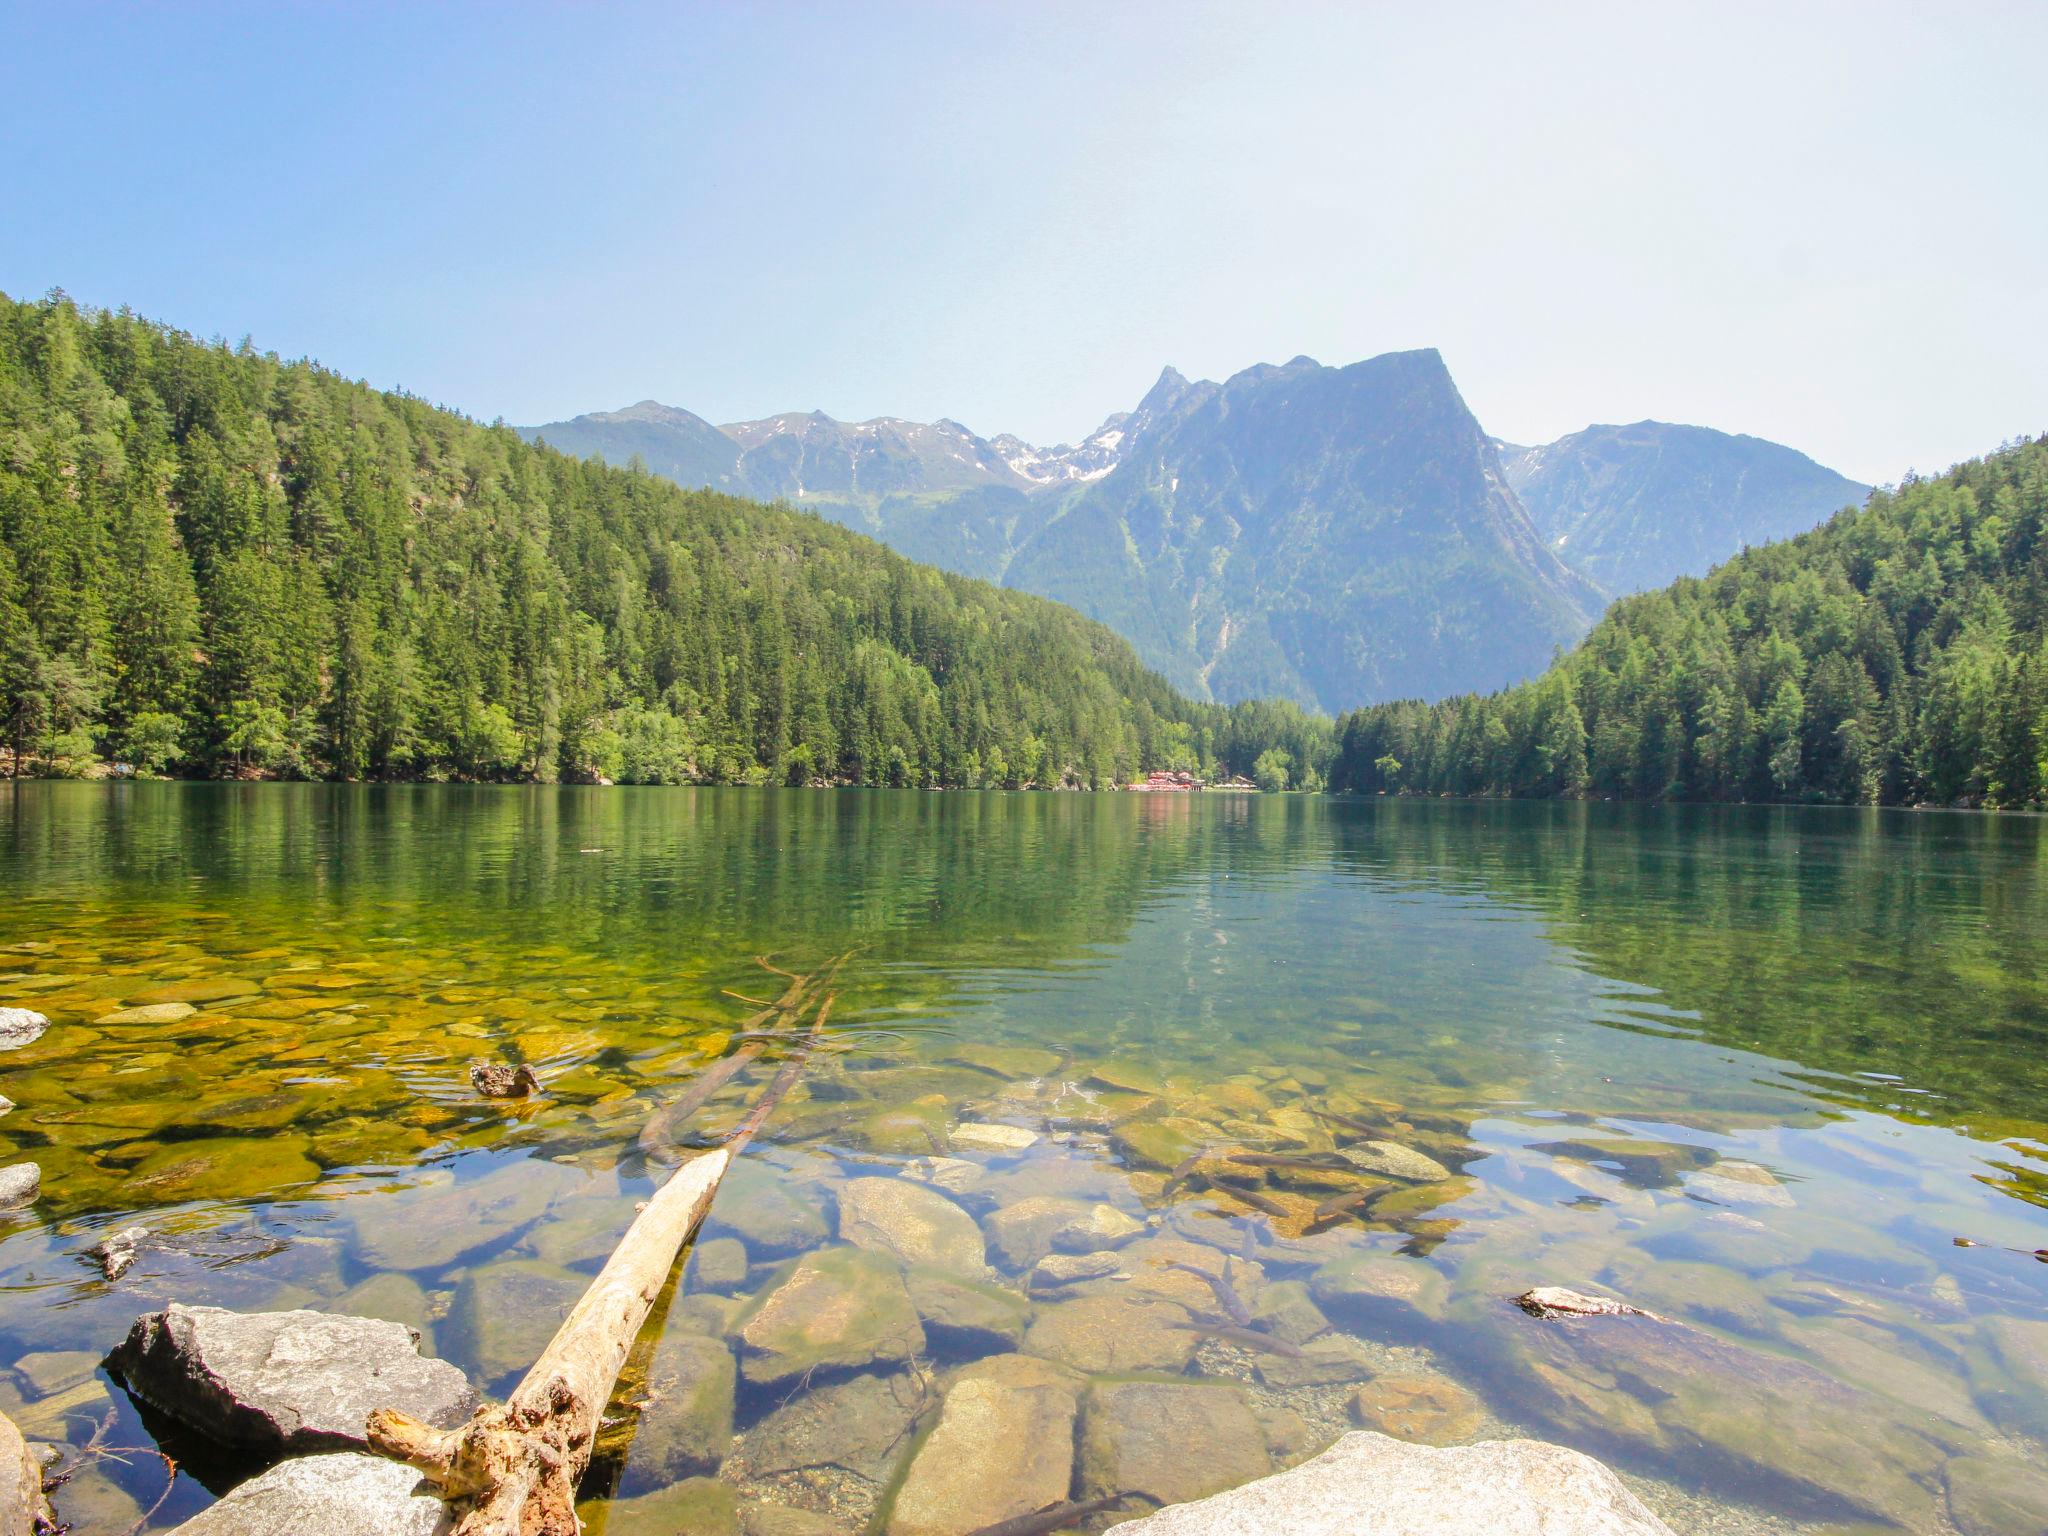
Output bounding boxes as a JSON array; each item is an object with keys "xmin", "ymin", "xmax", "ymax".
[
  {"xmin": 368, "ymin": 1147, "xmax": 731, "ymax": 1535},
  {"xmin": 371, "ymin": 965, "xmax": 843, "ymax": 1534}
]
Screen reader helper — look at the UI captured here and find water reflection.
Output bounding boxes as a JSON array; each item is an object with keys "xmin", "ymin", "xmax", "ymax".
[{"xmin": 0, "ymin": 786, "xmax": 2044, "ymax": 1534}]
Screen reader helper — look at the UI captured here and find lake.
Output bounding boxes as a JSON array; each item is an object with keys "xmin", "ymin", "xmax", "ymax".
[{"xmin": 2, "ymin": 784, "xmax": 2045, "ymax": 1534}]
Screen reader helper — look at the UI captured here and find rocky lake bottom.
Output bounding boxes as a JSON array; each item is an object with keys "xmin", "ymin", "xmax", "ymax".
[{"xmin": 0, "ymin": 785, "xmax": 2045, "ymax": 1534}]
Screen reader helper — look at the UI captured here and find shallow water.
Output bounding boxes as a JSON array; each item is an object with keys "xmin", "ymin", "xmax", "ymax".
[{"xmin": 1, "ymin": 785, "xmax": 2045, "ymax": 1534}]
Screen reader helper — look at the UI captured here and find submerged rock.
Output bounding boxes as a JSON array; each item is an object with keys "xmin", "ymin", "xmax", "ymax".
[
  {"xmin": 1023, "ymin": 1291, "xmax": 1196, "ymax": 1374},
  {"xmin": 984, "ymin": 1195, "xmax": 1143, "ymax": 1270},
  {"xmin": 448, "ymin": 1260, "xmax": 586, "ymax": 1384},
  {"xmin": 949, "ymin": 1121, "xmax": 1040, "ymax": 1152},
  {"xmin": 606, "ymin": 1331, "xmax": 735, "ymax": 1481},
  {"xmin": 1102, "ymin": 1430, "xmax": 1673, "ymax": 1535},
  {"xmin": 167, "ymin": 1452, "xmax": 453, "ymax": 1535},
  {"xmin": 1348, "ymin": 1373, "xmax": 1485, "ymax": 1445},
  {"xmin": 885, "ymin": 1354, "xmax": 1081, "ymax": 1536},
  {"xmin": 703, "ymin": 1161, "xmax": 831, "ymax": 1257},
  {"xmin": 1028, "ymin": 1251, "xmax": 1121, "ymax": 1290},
  {"xmin": 1307, "ymin": 1251, "xmax": 1447, "ymax": 1326},
  {"xmin": 1331, "ymin": 1141, "xmax": 1451, "ymax": 1183},
  {"xmin": 735, "ymin": 1246, "xmax": 926, "ymax": 1383},
  {"xmin": 1487, "ymin": 1304, "xmax": 1948, "ymax": 1528},
  {"xmin": 838, "ymin": 1177, "xmax": 988, "ymax": 1275},
  {"xmin": 0, "ymin": 1008, "xmax": 48, "ymax": 1049},
  {"xmin": 1944, "ymin": 1453, "xmax": 2048, "ymax": 1536},
  {"xmin": 593, "ymin": 1476, "xmax": 739, "ymax": 1536},
  {"xmin": 736, "ymin": 1370, "xmax": 927, "ymax": 1487},
  {"xmin": 95, "ymin": 1001, "xmax": 199, "ymax": 1025},
  {"xmin": 690, "ymin": 1236, "xmax": 752, "ymax": 1291},
  {"xmin": 1079, "ymin": 1379, "xmax": 1272, "ymax": 1508},
  {"xmin": 127, "ymin": 1136, "xmax": 321, "ymax": 1204},
  {"xmin": 0, "ymin": 1162, "xmax": 39, "ymax": 1208},
  {"xmin": 904, "ymin": 1267, "xmax": 1031, "ymax": 1354},
  {"xmin": 106, "ymin": 1304, "xmax": 477, "ymax": 1453}
]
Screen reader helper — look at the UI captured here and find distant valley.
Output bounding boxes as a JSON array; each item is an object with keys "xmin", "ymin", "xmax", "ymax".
[{"xmin": 526, "ymin": 354, "xmax": 1870, "ymax": 712}]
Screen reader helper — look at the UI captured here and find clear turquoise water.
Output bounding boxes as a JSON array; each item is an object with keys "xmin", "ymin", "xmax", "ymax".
[{"xmin": 0, "ymin": 785, "xmax": 2044, "ymax": 1533}]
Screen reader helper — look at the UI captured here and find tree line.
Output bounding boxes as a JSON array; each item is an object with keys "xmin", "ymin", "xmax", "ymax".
[
  {"xmin": 1329, "ymin": 434, "xmax": 2048, "ymax": 807},
  {"xmin": 0, "ymin": 290, "xmax": 1329, "ymax": 788}
]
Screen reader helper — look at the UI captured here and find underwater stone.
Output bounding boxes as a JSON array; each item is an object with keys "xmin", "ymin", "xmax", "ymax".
[
  {"xmin": 838, "ymin": 1176, "xmax": 988, "ymax": 1275},
  {"xmin": 594, "ymin": 1476, "xmax": 739, "ymax": 1536},
  {"xmin": 448, "ymin": 1260, "xmax": 587, "ymax": 1385},
  {"xmin": 1307, "ymin": 1251, "xmax": 1448, "ymax": 1325},
  {"xmin": 904, "ymin": 1267, "xmax": 1032, "ymax": 1354},
  {"xmin": 949, "ymin": 1121, "xmax": 1040, "ymax": 1152},
  {"xmin": 1102, "ymin": 1431, "xmax": 1673, "ymax": 1535},
  {"xmin": 1348, "ymin": 1373, "xmax": 1485, "ymax": 1445},
  {"xmin": 690, "ymin": 1236, "xmax": 751, "ymax": 1291},
  {"xmin": 735, "ymin": 1246, "xmax": 926, "ymax": 1383},
  {"xmin": 702, "ymin": 1161, "xmax": 830, "ymax": 1257},
  {"xmin": 1331, "ymin": 1141, "xmax": 1451, "ymax": 1183},
  {"xmin": 94, "ymin": 1001, "xmax": 199, "ymax": 1025},
  {"xmin": 608, "ymin": 1331, "xmax": 734, "ymax": 1480},
  {"xmin": 737, "ymin": 1370, "xmax": 927, "ymax": 1487},
  {"xmin": 167, "ymin": 1453, "xmax": 453, "ymax": 1535},
  {"xmin": 1944, "ymin": 1453, "xmax": 2048, "ymax": 1536},
  {"xmin": 1023, "ymin": 1292, "xmax": 1197, "ymax": 1374},
  {"xmin": 885, "ymin": 1353, "xmax": 1081, "ymax": 1536},
  {"xmin": 1080, "ymin": 1379, "xmax": 1271, "ymax": 1508},
  {"xmin": 106, "ymin": 1304, "xmax": 477, "ymax": 1453}
]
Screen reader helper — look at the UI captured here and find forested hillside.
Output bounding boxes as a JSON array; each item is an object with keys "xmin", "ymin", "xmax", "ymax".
[
  {"xmin": 0, "ymin": 291, "xmax": 1256, "ymax": 788},
  {"xmin": 1330, "ymin": 436, "xmax": 2048, "ymax": 807}
]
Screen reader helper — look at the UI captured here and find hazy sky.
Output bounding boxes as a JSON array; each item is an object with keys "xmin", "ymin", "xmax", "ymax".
[{"xmin": 5, "ymin": 2, "xmax": 2043, "ymax": 484}]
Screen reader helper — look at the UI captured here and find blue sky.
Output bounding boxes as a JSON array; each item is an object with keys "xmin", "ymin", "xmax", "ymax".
[{"xmin": 3, "ymin": 2, "xmax": 2043, "ymax": 484}]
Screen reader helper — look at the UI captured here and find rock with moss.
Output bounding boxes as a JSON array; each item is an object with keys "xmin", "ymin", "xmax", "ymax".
[
  {"xmin": 689, "ymin": 1236, "xmax": 751, "ymax": 1291},
  {"xmin": 1080, "ymin": 1380, "xmax": 1272, "ymax": 1508},
  {"xmin": 735, "ymin": 1370, "xmax": 928, "ymax": 1488},
  {"xmin": 447, "ymin": 1260, "xmax": 586, "ymax": 1385},
  {"xmin": 904, "ymin": 1268, "xmax": 1032, "ymax": 1354},
  {"xmin": 703, "ymin": 1162, "xmax": 831, "ymax": 1257},
  {"xmin": 1307, "ymin": 1251, "xmax": 1448, "ymax": 1327},
  {"xmin": 606, "ymin": 1331, "xmax": 734, "ymax": 1479},
  {"xmin": 588, "ymin": 1476, "xmax": 738, "ymax": 1536},
  {"xmin": 735, "ymin": 1246, "xmax": 926, "ymax": 1383},
  {"xmin": 1944, "ymin": 1453, "xmax": 2048, "ymax": 1536},
  {"xmin": 1023, "ymin": 1292, "xmax": 1197, "ymax": 1374},
  {"xmin": 885, "ymin": 1354, "xmax": 1081, "ymax": 1536},
  {"xmin": 1483, "ymin": 1306, "xmax": 1948, "ymax": 1528},
  {"xmin": 1348, "ymin": 1372, "xmax": 1485, "ymax": 1445},
  {"xmin": 837, "ymin": 1177, "xmax": 988, "ymax": 1276},
  {"xmin": 984, "ymin": 1195, "xmax": 1143, "ymax": 1270}
]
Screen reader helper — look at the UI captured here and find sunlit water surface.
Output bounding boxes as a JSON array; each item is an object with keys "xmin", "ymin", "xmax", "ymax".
[{"xmin": 2, "ymin": 786, "xmax": 2045, "ymax": 1534}]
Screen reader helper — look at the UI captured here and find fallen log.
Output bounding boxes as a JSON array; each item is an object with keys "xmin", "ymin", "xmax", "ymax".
[
  {"xmin": 634, "ymin": 954, "xmax": 842, "ymax": 1163},
  {"xmin": 371, "ymin": 983, "xmax": 838, "ymax": 1535},
  {"xmin": 367, "ymin": 1145, "xmax": 731, "ymax": 1535}
]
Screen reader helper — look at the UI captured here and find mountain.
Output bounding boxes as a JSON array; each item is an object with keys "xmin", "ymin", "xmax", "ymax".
[
  {"xmin": 533, "ymin": 353, "xmax": 1600, "ymax": 712},
  {"xmin": 1330, "ymin": 434, "xmax": 2048, "ymax": 807},
  {"xmin": 1000, "ymin": 352, "xmax": 1602, "ymax": 712},
  {"xmin": 0, "ymin": 290, "xmax": 1261, "ymax": 789},
  {"xmin": 1498, "ymin": 421, "xmax": 1869, "ymax": 596},
  {"xmin": 523, "ymin": 399, "xmax": 743, "ymax": 491}
]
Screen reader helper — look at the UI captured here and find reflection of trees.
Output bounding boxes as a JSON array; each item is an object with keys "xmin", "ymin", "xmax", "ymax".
[{"xmin": 1322, "ymin": 797, "xmax": 2048, "ymax": 1133}]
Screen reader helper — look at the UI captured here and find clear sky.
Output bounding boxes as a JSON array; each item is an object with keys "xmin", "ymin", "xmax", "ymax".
[{"xmin": 4, "ymin": 2, "xmax": 2043, "ymax": 485}]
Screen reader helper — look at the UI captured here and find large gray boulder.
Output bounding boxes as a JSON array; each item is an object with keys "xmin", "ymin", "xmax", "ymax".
[
  {"xmin": 168, "ymin": 1453, "xmax": 453, "ymax": 1535},
  {"xmin": 107, "ymin": 1305, "xmax": 478, "ymax": 1453},
  {"xmin": 1104, "ymin": 1431, "xmax": 1674, "ymax": 1535}
]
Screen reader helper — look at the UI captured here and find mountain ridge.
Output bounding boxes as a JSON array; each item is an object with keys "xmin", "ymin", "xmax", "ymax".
[{"xmin": 526, "ymin": 355, "xmax": 1868, "ymax": 711}]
